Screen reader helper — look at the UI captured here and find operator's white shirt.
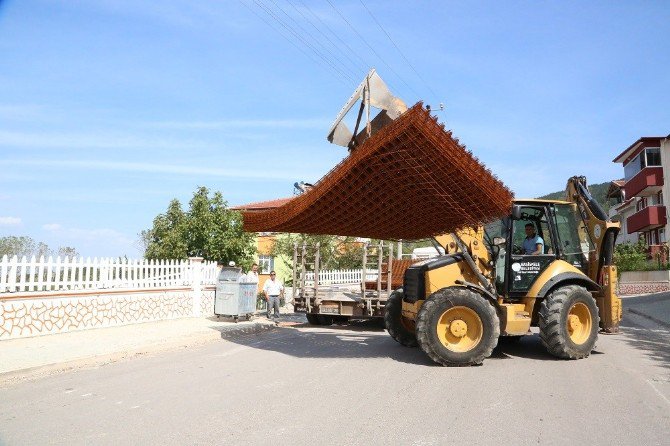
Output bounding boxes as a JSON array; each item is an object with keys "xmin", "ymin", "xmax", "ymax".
[{"xmin": 263, "ymin": 278, "xmax": 284, "ymax": 296}]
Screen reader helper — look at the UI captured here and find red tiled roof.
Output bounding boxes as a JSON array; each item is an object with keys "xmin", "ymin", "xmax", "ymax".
[{"xmin": 231, "ymin": 197, "xmax": 294, "ymax": 211}]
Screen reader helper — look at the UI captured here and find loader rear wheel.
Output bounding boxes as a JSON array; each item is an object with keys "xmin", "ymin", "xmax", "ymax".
[
  {"xmin": 416, "ymin": 287, "xmax": 499, "ymax": 366},
  {"xmin": 539, "ymin": 285, "xmax": 599, "ymax": 359},
  {"xmin": 384, "ymin": 289, "xmax": 417, "ymax": 347},
  {"xmin": 306, "ymin": 313, "xmax": 321, "ymax": 325}
]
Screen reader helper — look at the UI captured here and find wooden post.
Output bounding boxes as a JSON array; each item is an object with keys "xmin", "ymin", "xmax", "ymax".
[
  {"xmin": 301, "ymin": 243, "xmax": 308, "ymax": 312},
  {"xmin": 292, "ymin": 242, "xmax": 298, "ymax": 302},
  {"xmin": 314, "ymin": 242, "xmax": 320, "ymax": 302},
  {"xmin": 376, "ymin": 241, "xmax": 383, "ymax": 298},
  {"xmin": 361, "ymin": 242, "xmax": 368, "ymax": 294},
  {"xmin": 387, "ymin": 242, "xmax": 393, "ymax": 295}
]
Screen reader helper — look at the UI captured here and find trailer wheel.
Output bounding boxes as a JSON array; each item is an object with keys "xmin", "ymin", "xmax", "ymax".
[
  {"xmin": 416, "ymin": 287, "xmax": 499, "ymax": 366},
  {"xmin": 384, "ymin": 289, "xmax": 417, "ymax": 347},
  {"xmin": 539, "ymin": 285, "xmax": 599, "ymax": 359},
  {"xmin": 306, "ymin": 313, "xmax": 321, "ymax": 325}
]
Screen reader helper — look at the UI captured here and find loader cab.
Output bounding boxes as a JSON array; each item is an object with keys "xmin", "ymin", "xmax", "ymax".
[{"xmin": 485, "ymin": 201, "xmax": 595, "ymax": 298}]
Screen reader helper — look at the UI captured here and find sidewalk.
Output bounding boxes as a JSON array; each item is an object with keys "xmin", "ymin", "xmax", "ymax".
[{"xmin": 0, "ymin": 311, "xmax": 305, "ymax": 385}]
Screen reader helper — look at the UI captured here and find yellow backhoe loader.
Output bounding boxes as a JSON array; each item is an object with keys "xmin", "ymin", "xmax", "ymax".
[{"xmin": 385, "ymin": 177, "xmax": 623, "ymax": 366}]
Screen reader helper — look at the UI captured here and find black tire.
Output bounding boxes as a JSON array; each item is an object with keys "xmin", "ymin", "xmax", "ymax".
[
  {"xmin": 539, "ymin": 285, "xmax": 599, "ymax": 359},
  {"xmin": 416, "ymin": 287, "xmax": 499, "ymax": 366},
  {"xmin": 306, "ymin": 313, "xmax": 321, "ymax": 325},
  {"xmin": 384, "ymin": 289, "xmax": 417, "ymax": 347},
  {"xmin": 317, "ymin": 315, "xmax": 334, "ymax": 326}
]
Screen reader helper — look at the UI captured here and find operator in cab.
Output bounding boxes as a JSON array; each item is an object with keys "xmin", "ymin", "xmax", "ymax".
[{"xmin": 523, "ymin": 223, "xmax": 544, "ymax": 255}]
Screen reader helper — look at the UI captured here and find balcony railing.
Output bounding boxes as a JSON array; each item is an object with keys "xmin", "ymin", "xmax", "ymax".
[
  {"xmin": 627, "ymin": 205, "xmax": 667, "ymax": 234},
  {"xmin": 624, "ymin": 166, "xmax": 663, "ymax": 198}
]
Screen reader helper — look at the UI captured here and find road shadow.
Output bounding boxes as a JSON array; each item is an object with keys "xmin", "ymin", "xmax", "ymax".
[
  {"xmin": 218, "ymin": 319, "xmax": 433, "ymax": 366},
  {"xmin": 617, "ymin": 309, "xmax": 670, "ymax": 370},
  {"xmin": 217, "ymin": 316, "xmax": 580, "ymax": 366},
  {"xmin": 491, "ymin": 335, "xmax": 561, "ymax": 361}
]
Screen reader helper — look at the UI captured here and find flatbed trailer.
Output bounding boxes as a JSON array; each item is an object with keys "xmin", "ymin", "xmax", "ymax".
[{"xmin": 291, "ymin": 241, "xmax": 416, "ymax": 325}]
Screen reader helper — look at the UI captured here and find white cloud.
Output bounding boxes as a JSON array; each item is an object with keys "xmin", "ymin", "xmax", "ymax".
[
  {"xmin": 0, "ymin": 159, "xmax": 300, "ymax": 181},
  {"xmin": 40, "ymin": 223, "xmax": 137, "ymax": 257},
  {"xmin": 0, "ymin": 130, "xmax": 220, "ymax": 151},
  {"xmin": 0, "ymin": 216, "xmax": 21, "ymax": 225},
  {"xmin": 146, "ymin": 118, "xmax": 331, "ymax": 130}
]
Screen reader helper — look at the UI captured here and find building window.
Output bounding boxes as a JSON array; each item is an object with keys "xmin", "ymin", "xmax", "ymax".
[
  {"xmin": 636, "ymin": 197, "xmax": 648, "ymax": 212},
  {"xmin": 646, "ymin": 147, "xmax": 661, "ymax": 167},
  {"xmin": 258, "ymin": 255, "xmax": 274, "ymax": 274},
  {"xmin": 624, "ymin": 147, "xmax": 662, "ymax": 181}
]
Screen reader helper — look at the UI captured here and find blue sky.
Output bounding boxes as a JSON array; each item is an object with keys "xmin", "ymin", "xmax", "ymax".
[{"xmin": 1, "ymin": 0, "xmax": 669, "ymax": 257}]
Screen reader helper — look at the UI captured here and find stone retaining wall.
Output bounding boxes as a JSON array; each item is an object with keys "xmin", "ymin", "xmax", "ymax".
[
  {"xmin": 0, "ymin": 286, "xmax": 216, "ymax": 340},
  {"xmin": 619, "ymin": 270, "xmax": 670, "ymax": 295}
]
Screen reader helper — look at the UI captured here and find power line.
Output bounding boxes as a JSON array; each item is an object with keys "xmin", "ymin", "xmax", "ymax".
[
  {"xmin": 297, "ymin": 0, "xmax": 370, "ymax": 75},
  {"xmin": 284, "ymin": 0, "xmax": 364, "ymax": 75},
  {"xmin": 238, "ymin": 2, "xmax": 321, "ymax": 71},
  {"xmin": 358, "ymin": 0, "xmax": 440, "ymax": 102},
  {"xmin": 245, "ymin": 0, "xmax": 356, "ymax": 85},
  {"xmin": 265, "ymin": 0, "xmax": 358, "ymax": 83},
  {"xmin": 324, "ymin": 0, "xmax": 422, "ymax": 99}
]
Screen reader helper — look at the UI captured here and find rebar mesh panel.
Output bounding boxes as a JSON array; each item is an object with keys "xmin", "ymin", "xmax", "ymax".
[{"xmin": 243, "ymin": 102, "xmax": 513, "ymax": 239}]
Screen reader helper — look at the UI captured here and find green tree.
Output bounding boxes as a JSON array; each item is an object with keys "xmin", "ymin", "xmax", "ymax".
[
  {"xmin": 57, "ymin": 246, "xmax": 80, "ymax": 258},
  {"xmin": 144, "ymin": 187, "xmax": 255, "ymax": 268},
  {"xmin": 0, "ymin": 236, "xmax": 73, "ymax": 258},
  {"xmin": 145, "ymin": 199, "xmax": 188, "ymax": 259},
  {"xmin": 613, "ymin": 240, "xmax": 650, "ymax": 273},
  {"xmin": 0, "ymin": 236, "xmax": 36, "ymax": 257}
]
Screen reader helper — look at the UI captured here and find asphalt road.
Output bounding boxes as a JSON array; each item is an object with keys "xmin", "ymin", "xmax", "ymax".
[{"xmin": 1, "ymin": 311, "xmax": 669, "ymax": 446}]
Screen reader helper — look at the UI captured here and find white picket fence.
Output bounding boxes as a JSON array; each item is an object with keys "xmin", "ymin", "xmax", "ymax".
[
  {"xmin": 303, "ymin": 269, "xmax": 379, "ymax": 285},
  {"xmin": 0, "ymin": 255, "xmax": 219, "ymax": 293}
]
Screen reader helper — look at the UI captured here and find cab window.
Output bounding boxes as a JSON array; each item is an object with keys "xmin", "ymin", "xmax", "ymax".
[
  {"xmin": 512, "ymin": 206, "xmax": 554, "ymax": 255},
  {"xmin": 553, "ymin": 204, "xmax": 594, "ymax": 272}
]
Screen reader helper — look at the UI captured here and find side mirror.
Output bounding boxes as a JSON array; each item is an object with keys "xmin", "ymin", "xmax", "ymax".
[
  {"xmin": 493, "ymin": 237, "xmax": 506, "ymax": 246},
  {"xmin": 512, "ymin": 205, "xmax": 522, "ymax": 220}
]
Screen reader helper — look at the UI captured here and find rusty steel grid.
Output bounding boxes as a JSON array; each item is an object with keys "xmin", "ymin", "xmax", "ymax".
[{"xmin": 242, "ymin": 102, "xmax": 514, "ymax": 240}]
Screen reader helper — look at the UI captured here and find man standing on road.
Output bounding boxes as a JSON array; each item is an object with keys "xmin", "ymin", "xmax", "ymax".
[{"xmin": 262, "ymin": 270, "xmax": 284, "ymax": 320}]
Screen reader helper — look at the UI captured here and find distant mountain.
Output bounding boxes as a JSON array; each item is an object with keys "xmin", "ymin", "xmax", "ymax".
[{"xmin": 537, "ymin": 181, "xmax": 612, "ymax": 212}]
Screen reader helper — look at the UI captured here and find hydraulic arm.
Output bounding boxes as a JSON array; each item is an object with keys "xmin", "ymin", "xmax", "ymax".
[{"xmin": 565, "ymin": 176, "xmax": 622, "ymax": 332}]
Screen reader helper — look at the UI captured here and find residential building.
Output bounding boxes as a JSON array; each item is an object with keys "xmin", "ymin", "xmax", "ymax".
[{"xmin": 612, "ymin": 135, "xmax": 670, "ymax": 258}]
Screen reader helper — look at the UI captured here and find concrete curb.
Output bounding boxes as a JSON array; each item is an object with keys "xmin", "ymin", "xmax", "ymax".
[{"xmin": 0, "ymin": 319, "xmax": 283, "ymax": 387}]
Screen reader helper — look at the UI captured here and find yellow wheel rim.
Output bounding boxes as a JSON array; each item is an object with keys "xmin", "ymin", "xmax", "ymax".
[
  {"xmin": 567, "ymin": 302, "xmax": 592, "ymax": 345},
  {"xmin": 436, "ymin": 306, "xmax": 483, "ymax": 352}
]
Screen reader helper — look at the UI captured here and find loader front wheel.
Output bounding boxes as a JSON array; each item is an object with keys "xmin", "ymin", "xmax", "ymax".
[
  {"xmin": 539, "ymin": 285, "xmax": 599, "ymax": 359},
  {"xmin": 306, "ymin": 313, "xmax": 321, "ymax": 325},
  {"xmin": 416, "ymin": 287, "xmax": 499, "ymax": 366},
  {"xmin": 384, "ymin": 289, "xmax": 417, "ymax": 347}
]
